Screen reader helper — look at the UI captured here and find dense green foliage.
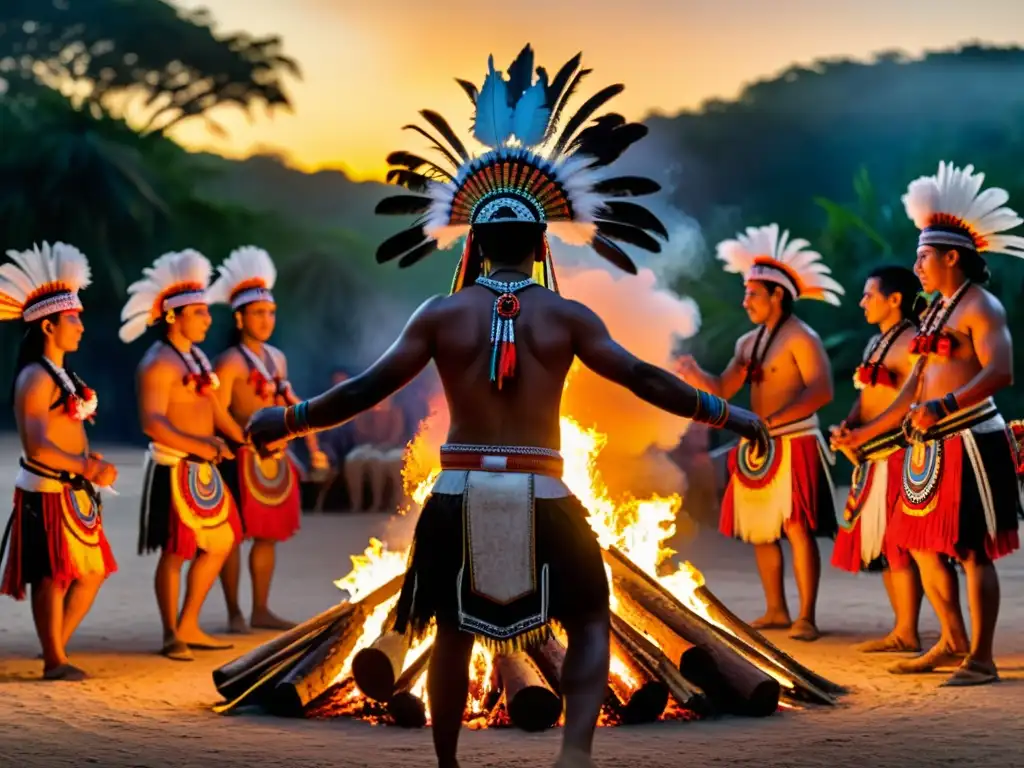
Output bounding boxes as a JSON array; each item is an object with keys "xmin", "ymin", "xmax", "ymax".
[{"xmin": 2, "ymin": 5, "xmax": 1023, "ymax": 446}]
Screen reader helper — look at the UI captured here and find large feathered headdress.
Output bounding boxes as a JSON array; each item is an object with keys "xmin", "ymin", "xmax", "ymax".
[
  {"xmin": 0, "ymin": 242, "xmax": 91, "ymax": 323},
  {"xmin": 119, "ymin": 249, "xmax": 212, "ymax": 343},
  {"xmin": 902, "ymin": 161, "xmax": 1024, "ymax": 258},
  {"xmin": 208, "ymin": 246, "xmax": 277, "ymax": 310},
  {"xmin": 374, "ymin": 44, "xmax": 668, "ymax": 292},
  {"xmin": 716, "ymin": 224, "xmax": 844, "ymax": 306}
]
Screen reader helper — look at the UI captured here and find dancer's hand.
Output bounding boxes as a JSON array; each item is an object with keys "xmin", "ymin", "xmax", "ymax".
[
  {"xmin": 246, "ymin": 406, "xmax": 290, "ymax": 456},
  {"xmin": 906, "ymin": 401, "xmax": 940, "ymax": 437},
  {"xmin": 727, "ymin": 405, "xmax": 770, "ymax": 459},
  {"xmin": 310, "ymin": 449, "xmax": 329, "ymax": 470},
  {"xmin": 674, "ymin": 355, "xmax": 702, "ymax": 381}
]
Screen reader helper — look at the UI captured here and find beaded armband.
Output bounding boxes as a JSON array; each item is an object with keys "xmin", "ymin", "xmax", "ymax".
[
  {"xmin": 691, "ymin": 389, "xmax": 730, "ymax": 428},
  {"xmin": 284, "ymin": 401, "xmax": 312, "ymax": 436}
]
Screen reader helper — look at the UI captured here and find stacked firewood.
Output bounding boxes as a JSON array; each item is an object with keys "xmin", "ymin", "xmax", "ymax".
[{"xmin": 211, "ymin": 549, "xmax": 843, "ymax": 728}]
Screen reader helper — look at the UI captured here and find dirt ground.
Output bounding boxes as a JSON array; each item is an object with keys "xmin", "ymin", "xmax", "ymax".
[{"xmin": 1, "ymin": 440, "xmax": 1022, "ymax": 768}]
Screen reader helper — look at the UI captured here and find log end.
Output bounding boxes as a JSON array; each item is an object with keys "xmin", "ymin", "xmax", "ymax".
[
  {"xmin": 389, "ymin": 692, "xmax": 428, "ymax": 728},
  {"xmin": 352, "ymin": 647, "xmax": 399, "ymax": 702},
  {"xmin": 507, "ymin": 686, "xmax": 562, "ymax": 732},
  {"xmin": 735, "ymin": 681, "xmax": 781, "ymax": 718},
  {"xmin": 620, "ymin": 682, "xmax": 669, "ymax": 725},
  {"xmin": 268, "ymin": 685, "xmax": 308, "ymax": 718}
]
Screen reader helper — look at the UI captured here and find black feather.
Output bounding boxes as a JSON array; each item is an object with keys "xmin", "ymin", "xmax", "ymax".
[
  {"xmin": 595, "ymin": 220, "xmax": 662, "ymax": 253},
  {"xmin": 377, "ymin": 226, "xmax": 429, "ymax": 263},
  {"xmin": 420, "ymin": 109, "xmax": 470, "ymax": 162},
  {"xmin": 505, "ymin": 44, "xmax": 534, "ymax": 105},
  {"xmin": 386, "ymin": 150, "xmax": 452, "ymax": 180},
  {"xmin": 599, "ymin": 201, "xmax": 669, "ymax": 239},
  {"xmin": 545, "ymin": 67, "xmax": 591, "ymax": 141},
  {"xmin": 591, "ymin": 235, "xmax": 638, "ymax": 274},
  {"xmin": 554, "ymin": 83, "xmax": 626, "ymax": 153},
  {"xmin": 545, "ymin": 53, "xmax": 582, "ymax": 109},
  {"xmin": 571, "ymin": 122, "xmax": 648, "ymax": 167},
  {"xmin": 402, "ymin": 124, "xmax": 461, "ymax": 172},
  {"xmin": 398, "ymin": 239, "xmax": 439, "ymax": 268},
  {"xmin": 374, "ymin": 194, "xmax": 433, "ymax": 216},
  {"xmin": 385, "ymin": 168, "xmax": 433, "ymax": 192},
  {"xmin": 592, "ymin": 176, "xmax": 662, "ymax": 198},
  {"xmin": 455, "ymin": 78, "xmax": 478, "ymax": 104}
]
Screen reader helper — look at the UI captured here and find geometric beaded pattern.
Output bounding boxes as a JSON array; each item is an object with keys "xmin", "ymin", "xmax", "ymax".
[
  {"xmin": 241, "ymin": 450, "xmax": 295, "ymax": 507},
  {"xmin": 902, "ymin": 440, "xmax": 942, "ymax": 507}
]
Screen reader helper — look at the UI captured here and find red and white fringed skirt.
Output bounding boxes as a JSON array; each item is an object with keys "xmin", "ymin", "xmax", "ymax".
[
  {"xmin": 138, "ymin": 451, "xmax": 242, "ymax": 560},
  {"xmin": 719, "ymin": 417, "xmax": 838, "ymax": 544},
  {"xmin": 219, "ymin": 446, "xmax": 301, "ymax": 543},
  {"xmin": 1, "ymin": 487, "xmax": 117, "ymax": 600},
  {"xmin": 831, "ymin": 439, "xmax": 911, "ymax": 573},
  {"xmin": 887, "ymin": 408, "xmax": 1021, "ymax": 562}
]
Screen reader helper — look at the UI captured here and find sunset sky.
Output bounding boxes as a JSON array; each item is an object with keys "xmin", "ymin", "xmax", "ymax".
[{"xmin": 171, "ymin": 0, "xmax": 1024, "ymax": 181}]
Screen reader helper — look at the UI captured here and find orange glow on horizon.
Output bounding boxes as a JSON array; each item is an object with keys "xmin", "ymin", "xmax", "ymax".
[{"xmin": 169, "ymin": 0, "xmax": 1024, "ymax": 181}]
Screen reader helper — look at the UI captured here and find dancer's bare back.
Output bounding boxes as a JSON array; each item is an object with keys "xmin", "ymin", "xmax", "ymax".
[{"xmin": 264, "ymin": 276, "xmax": 768, "ymax": 452}]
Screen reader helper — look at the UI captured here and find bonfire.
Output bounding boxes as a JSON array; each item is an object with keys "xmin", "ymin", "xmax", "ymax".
[{"xmin": 212, "ymin": 403, "xmax": 844, "ymax": 729}]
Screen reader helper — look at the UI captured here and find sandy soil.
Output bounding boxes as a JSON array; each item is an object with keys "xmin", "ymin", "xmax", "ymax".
[{"xmin": 1, "ymin": 439, "xmax": 1022, "ymax": 768}]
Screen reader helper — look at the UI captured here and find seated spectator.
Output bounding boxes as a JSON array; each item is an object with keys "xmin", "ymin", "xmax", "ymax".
[{"xmin": 344, "ymin": 396, "xmax": 407, "ymax": 512}]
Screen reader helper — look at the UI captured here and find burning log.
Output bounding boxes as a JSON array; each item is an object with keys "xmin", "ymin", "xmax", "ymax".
[
  {"xmin": 386, "ymin": 644, "xmax": 433, "ymax": 728},
  {"xmin": 528, "ymin": 634, "xmax": 567, "ymax": 694},
  {"xmin": 694, "ymin": 585, "xmax": 847, "ymax": 695},
  {"xmin": 267, "ymin": 574, "xmax": 406, "ymax": 717},
  {"xmin": 603, "ymin": 547, "xmax": 836, "ymax": 706},
  {"xmin": 607, "ymin": 628, "xmax": 669, "ymax": 724},
  {"xmin": 613, "ymin": 587, "xmax": 778, "ymax": 717},
  {"xmin": 352, "ymin": 607, "xmax": 411, "ymax": 702},
  {"xmin": 496, "ymin": 651, "xmax": 563, "ymax": 732}
]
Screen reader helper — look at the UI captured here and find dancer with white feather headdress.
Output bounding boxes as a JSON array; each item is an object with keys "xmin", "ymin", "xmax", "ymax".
[
  {"xmin": 834, "ymin": 161, "xmax": 1022, "ymax": 686},
  {"xmin": 676, "ymin": 224, "xmax": 843, "ymax": 642},
  {"xmin": 0, "ymin": 242, "xmax": 118, "ymax": 681},
  {"xmin": 122, "ymin": 249, "xmax": 244, "ymax": 661},
  {"xmin": 208, "ymin": 246, "xmax": 321, "ymax": 633},
  {"xmin": 243, "ymin": 45, "xmax": 768, "ymax": 768}
]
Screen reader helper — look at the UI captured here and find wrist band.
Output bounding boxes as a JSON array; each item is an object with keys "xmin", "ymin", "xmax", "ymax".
[
  {"xmin": 941, "ymin": 393, "xmax": 959, "ymax": 417},
  {"xmin": 284, "ymin": 401, "xmax": 311, "ymax": 436},
  {"xmin": 693, "ymin": 389, "xmax": 730, "ymax": 428}
]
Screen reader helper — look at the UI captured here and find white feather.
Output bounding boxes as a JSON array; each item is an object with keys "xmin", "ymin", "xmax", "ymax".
[
  {"xmin": 0, "ymin": 241, "xmax": 91, "ymax": 321},
  {"xmin": 119, "ymin": 249, "xmax": 212, "ymax": 342},
  {"xmin": 472, "ymin": 56, "xmax": 514, "ymax": 149},
  {"xmin": 511, "ymin": 81, "xmax": 549, "ymax": 148},
  {"xmin": 209, "ymin": 245, "xmax": 277, "ymax": 305}
]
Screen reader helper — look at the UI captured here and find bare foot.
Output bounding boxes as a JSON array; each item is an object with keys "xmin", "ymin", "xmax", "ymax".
[
  {"xmin": 227, "ymin": 613, "xmax": 252, "ymax": 635},
  {"xmin": 751, "ymin": 611, "xmax": 792, "ymax": 630},
  {"xmin": 855, "ymin": 632, "xmax": 920, "ymax": 653},
  {"xmin": 555, "ymin": 747, "xmax": 596, "ymax": 768},
  {"xmin": 177, "ymin": 627, "xmax": 234, "ymax": 651},
  {"xmin": 250, "ymin": 609, "xmax": 296, "ymax": 631},
  {"xmin": 788, "ymin": 618, "xmax": 820, "ymax": 642},
  {"xmin": 43, "ymin": 663, "xmax": 88, "ymax": 681},
  {"xmin": 888, "ymin": 642, "xmax": 966, "ymax": 674},
  {"xmin": 160, "ymin": 638, "xmax": 194, "ymax": 661}
]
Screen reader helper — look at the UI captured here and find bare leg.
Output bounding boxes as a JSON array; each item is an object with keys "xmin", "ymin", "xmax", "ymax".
[
  {"xmin": 249, "ymin": 539, "xmax": 293, "ymax": 629},
  {"xmin": 155, "ymin": 551, "xmax": 184, "ymax": 641},
  {"xmin": 219, "ymin": 544, "xmax": 248, "ymax": 633},
  {"xmin": 344, "ymin": 456, "xmax": 367, "ymax": 512},
  {"xmin": 427, "ymin": 624, "xmax": 475, "ymax": 768},
  {"xmin": 751, "ymin": 542, "xmax": 791, "ymax": 628},
  {"xmin": 368, "ymin": 458, "xmax": 388, "ymax": 512},
  {"xmin": 785, "ymin": 521, "xmax": 821, "ymax": 640},
  {"xmin": 856, "ymin": 565, "xmax": 922, "ymax": 652},
  {"xmin": 177, "ymin": 549, "xmax": 232, "ymax": 649},
  {"xmin": 557, "ymin": 612, "xmax": 611, "ymax": 768},
  {"xmin": 62, "ymin": 572, "xmax": 105, "ymax": 646},
  {"xmin": 31, "ymin": 578, "xmax": 69, "ymax": 671},
  {"xmin": 889, "ymin": 551, "xmax": 968, "ymax": 673},
  {"xmin": 961, "ymin": 552, "xmax": 999, "ymax": 666}
]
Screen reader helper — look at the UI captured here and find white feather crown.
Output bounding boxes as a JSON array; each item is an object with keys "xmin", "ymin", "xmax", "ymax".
[
  {"xmin": 373, "ymin": 44, "xmax": 667, "ymax": 280},
  {"xmin": 902, "ymin": 161, "xmax": 1024, "ymax": 258},
  {"xmin": 208, "ymin": 246, "xmax": 277, "ymax": 310},
  {"xmin": 0, "ymin": 242, "xmax": 91, "ymax": 323},
  {"xmin": 716, "ymin": 223, "xmax": 844, "ymax": 306},
  {"xmin": 119, "ymin": 249, "xmax": 212, "ymax": 343}
]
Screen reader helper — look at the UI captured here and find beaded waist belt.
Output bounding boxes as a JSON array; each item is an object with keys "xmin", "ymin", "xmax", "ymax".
[
  {"xmin": 917, "ymin": 398, "xmax": 999, "ymax": 443},
  {"xmin": 439, "ymin": 444, "xmax": 564, "ymax": 478},
  {"xmin": 856, "ymin": 428, "xmax": 906, "ymax": 463}
]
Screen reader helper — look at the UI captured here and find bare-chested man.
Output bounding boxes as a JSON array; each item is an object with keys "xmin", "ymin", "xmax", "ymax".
[
  {"xmin": 0, "ymin": 242, "xmax": 117, "ymax": 680},
  {"xmin": 834, "ymin": 161, "xmax": 1022, "ymax": 686},
  {"xmin": 246, "ymin": 47, "xmax": 769, "ymax": 768},
  {"xmin": 209, "ymin": 246, "xmax": 326, "ymax": 632},
  {"xmin": 829, "ymin": 266, "xmax": 924, "ymax": 652},
  {"xmin": 676, "ymin": 224, "xmax": 843, "ymax": 642},
  {"xmin": 120, "ymin": 249, "xmax": 244, "ymax": 661}
]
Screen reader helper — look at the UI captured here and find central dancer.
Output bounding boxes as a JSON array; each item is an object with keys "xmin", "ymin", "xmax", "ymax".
[{"xmin": 247, "ymin": 46, "xmax": 769, "ymax": 768}]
